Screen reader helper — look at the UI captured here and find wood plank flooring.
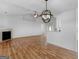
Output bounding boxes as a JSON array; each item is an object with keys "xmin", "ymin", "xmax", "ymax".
[{"xmin": 0, "ymin": 35, "xmax": 77, "ymax": 59}]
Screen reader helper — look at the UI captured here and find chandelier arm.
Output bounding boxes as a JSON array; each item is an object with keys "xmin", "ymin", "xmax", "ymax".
[
  {"xmin": 42, "ymin": 19, "xmax": 50, "ymax": 23},
  {"xmin": 42, "ymin": 15, "xmax": 51, "ymax": 23}
]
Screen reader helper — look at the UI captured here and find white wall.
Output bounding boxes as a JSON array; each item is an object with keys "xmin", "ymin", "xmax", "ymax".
[
  {"xmin": 7, "ymin": 16, "xmax": 43, "ymax": 38},
  {"xmin": 0, "ymin": 15, "xmax": 42, "ymax": 38},
  {"xmin": 47, "ymin": 9, "xmax": 77, "ymax": 52},
  {"xmin": 0, "ymin": 15, "xmax": 9, "ymax": 27}
]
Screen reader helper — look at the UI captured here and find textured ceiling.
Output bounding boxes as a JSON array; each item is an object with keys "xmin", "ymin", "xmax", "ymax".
[{"xmin": 0, "ymin": 0, "xmax": 78, "ymax": 15}]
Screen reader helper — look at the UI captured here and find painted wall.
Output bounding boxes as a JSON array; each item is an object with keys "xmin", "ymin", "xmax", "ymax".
[
  {"xmin": 0, "ymin": 15, "xmax": 42, "ymax": 38},
  {"xmin": 0, "ymin": 16, "xmax": 8, "ymax": 27},
  {"xmin": 7, "ymin": 16, "xmax": 43, "ymax": 38},
  {"xmin": 47, "ymin": 9, "xmax": 77, "ymax": 52}
]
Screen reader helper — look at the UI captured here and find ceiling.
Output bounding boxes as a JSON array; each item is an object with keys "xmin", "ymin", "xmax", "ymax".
[{"xmin": 0, "ymin": 0, "xmax": 77, "ymax": 16}]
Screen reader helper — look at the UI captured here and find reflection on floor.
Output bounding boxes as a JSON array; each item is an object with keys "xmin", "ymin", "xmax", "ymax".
[{"xmin": 0, "ymin": 35, "xmax": 77, "ymax": 59}]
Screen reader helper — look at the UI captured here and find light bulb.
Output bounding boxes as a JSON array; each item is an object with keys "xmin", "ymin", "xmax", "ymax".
[
  {"xmin": 34, "ymin": 14, "xmax": 38, "ymax": 18},
  {"xmin": 49, "ymin": 26, "xmax": 52, "ymax": 31},
  {"xmin": 42, "ymin": 15, "xmax": 50, "ymax": 20}
]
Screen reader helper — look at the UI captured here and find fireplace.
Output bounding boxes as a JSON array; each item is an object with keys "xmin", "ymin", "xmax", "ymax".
[
  {"xmin": 0, "ymin": 28, "xmax": 12, "ymax": 42},
  {"xmin": 2, "ymin": 31, "xmax": 11, "ymax": 41}
]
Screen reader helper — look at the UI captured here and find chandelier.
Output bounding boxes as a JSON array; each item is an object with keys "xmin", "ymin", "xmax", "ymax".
[
  {"xmin": 34, "ymin": 0, "xmax": 53, "ymax": 23},
  {"xmin": 33, "ymin": 0, "xmax": 61, "ymax": 32},
  {"xmin": 41, "ymin": 0, "xmax": 52, "ymax": 23}
]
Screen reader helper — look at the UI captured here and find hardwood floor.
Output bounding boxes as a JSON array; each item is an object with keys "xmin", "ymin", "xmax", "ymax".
[{"xmin": 0, "ymin": 35, "xmax": 77, "ymax": 59}]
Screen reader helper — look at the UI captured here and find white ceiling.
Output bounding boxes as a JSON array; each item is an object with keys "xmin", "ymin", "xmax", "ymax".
[{"xmin": 0, "ymin": 0, "xmax": 77, "ymax": 15}]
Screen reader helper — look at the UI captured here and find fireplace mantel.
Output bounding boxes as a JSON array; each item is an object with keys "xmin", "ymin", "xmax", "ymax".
[{"xmin": 0, "ymin": 28, "xmax": 12, "ymax": 32}]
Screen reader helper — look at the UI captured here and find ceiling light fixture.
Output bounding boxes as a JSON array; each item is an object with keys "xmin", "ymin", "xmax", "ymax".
[
  {"xmin": 33, "ymin": 0, "xmax": 61, "ymax": 32},
  {"xmin": 34, "ymin": 0, "xmax": 54, "ymax": 23},
  {"xmin": 40, "ymin": 0, "xmax": 52, "ymax": 23}
]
